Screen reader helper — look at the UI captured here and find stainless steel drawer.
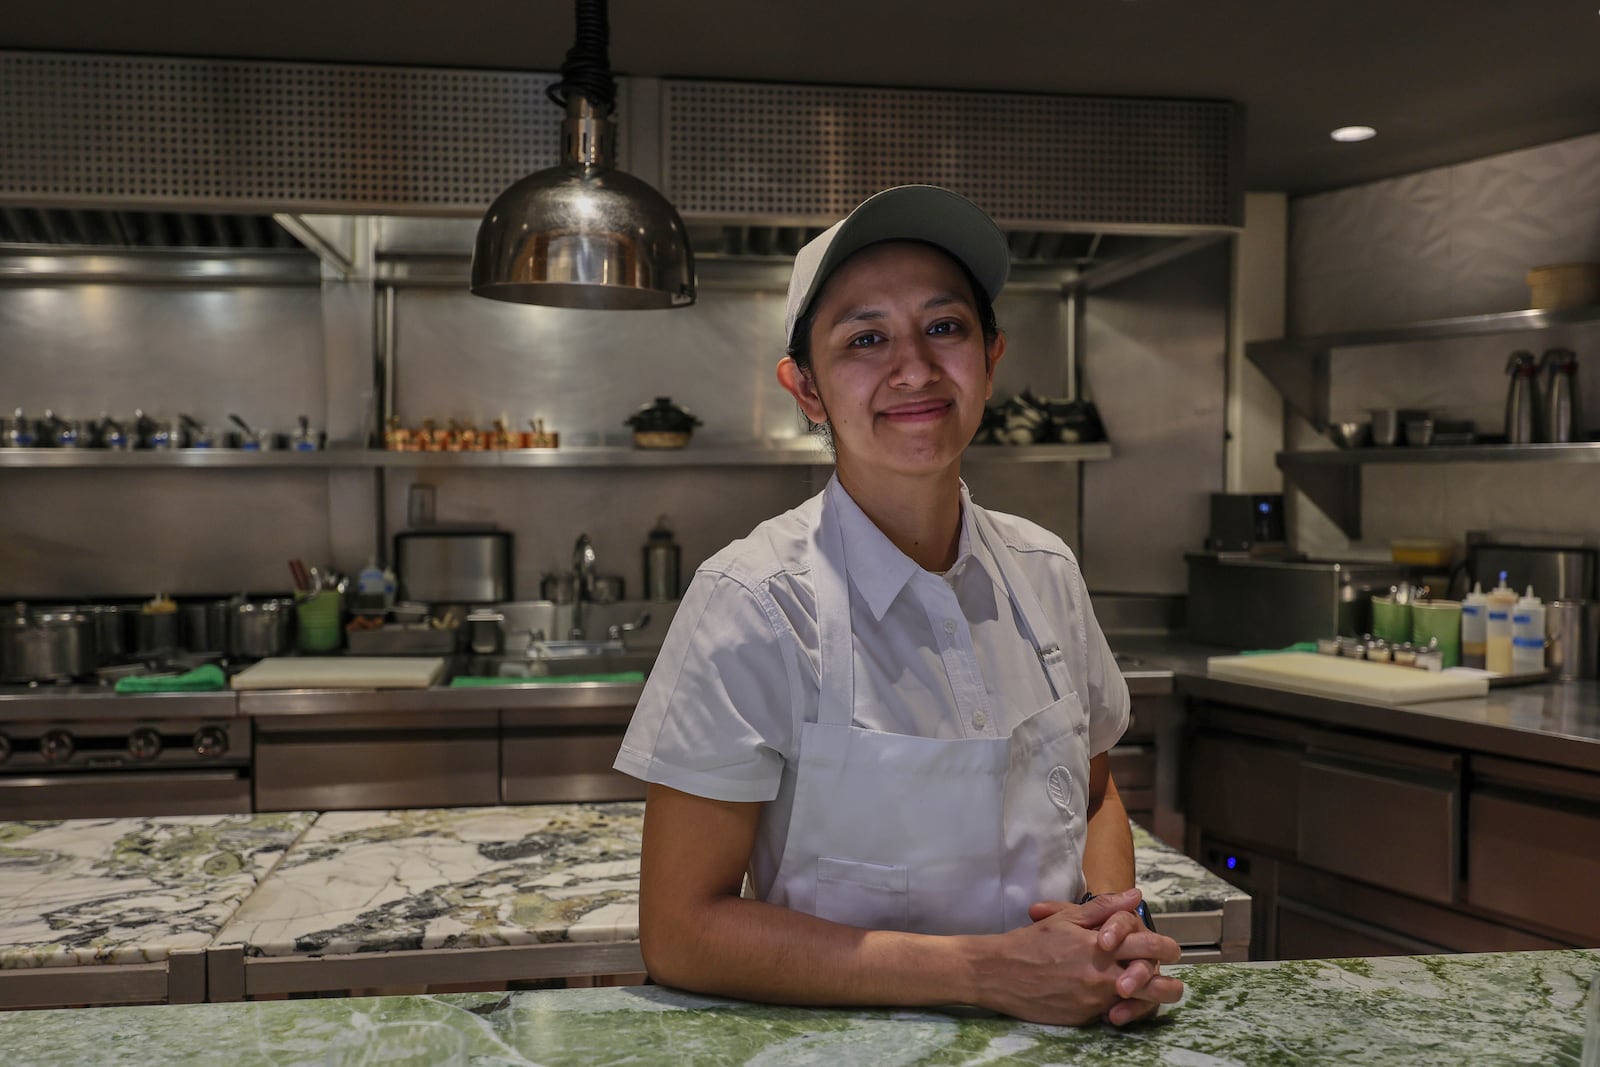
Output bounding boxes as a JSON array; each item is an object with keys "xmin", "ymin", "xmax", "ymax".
[
  {"xmin": 1466, "ymin": 784, "xmax": 1600, "ymax": 944},
  {"xmin": 502, "ymin": 728, "xmax": 644, "ymax": 804},
  {"xmin": 1186, "ymin": 730, "xmax": 1301, "ymax": 853},
  {"xmin": 254, "ymin": 721, "xmax": 499, "ymax": 811}
]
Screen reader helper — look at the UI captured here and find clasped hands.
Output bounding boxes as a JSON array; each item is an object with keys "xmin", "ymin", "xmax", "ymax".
[{"xmin": 976, "ymin": 888, "xmax": 1184, "ymax": 1027}]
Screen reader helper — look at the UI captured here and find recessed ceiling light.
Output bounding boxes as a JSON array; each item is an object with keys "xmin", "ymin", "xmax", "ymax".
[{"xmin": 1330, "ymin": 126, "xmax": 1377, "ymax": 143}]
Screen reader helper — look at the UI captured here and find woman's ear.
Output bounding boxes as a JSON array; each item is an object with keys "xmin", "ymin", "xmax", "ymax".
[
  {"xmin": 777, "ymin": 357, "xmax": 829, "ymax": 424},
  {"xmin": 984, "ymin": 331, "xmax": 1007, "ymax": 399}
]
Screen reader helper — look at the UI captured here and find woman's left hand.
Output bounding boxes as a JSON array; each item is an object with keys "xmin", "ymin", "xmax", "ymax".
[{"xmin": 1027, "ymin": 891, "xmax": 1182, "ymax": 1026}]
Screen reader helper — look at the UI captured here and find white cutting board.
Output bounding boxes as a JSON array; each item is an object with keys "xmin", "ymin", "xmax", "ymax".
[
  {"xmin": 1206, "ymin": 652, "xmax": 1489, "ymax": 705},
  {"xmin": 230, "ymin": 657, "xmax": 446, "ymax": 691}
]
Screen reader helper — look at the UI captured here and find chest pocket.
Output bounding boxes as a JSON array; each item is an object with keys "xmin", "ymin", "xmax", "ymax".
[{"xmin": 815, "ymin": 857, "xmax": 910, "ymax": 932}]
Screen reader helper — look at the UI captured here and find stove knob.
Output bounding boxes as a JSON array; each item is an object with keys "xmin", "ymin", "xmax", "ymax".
[
  {"xmin": 0, "ymin": 735, "xmax": 10, "ymax": 764},
  {"xmin": 40, "ymin": 730, "xmax": 75, "ymax": 764},
  {"xmin": 193, "ymin": 726, "xmax": 228, "ymax": 759},
  {"xmin": 128, "ymin": 728, "xmax": 163, "ymax": 761}
]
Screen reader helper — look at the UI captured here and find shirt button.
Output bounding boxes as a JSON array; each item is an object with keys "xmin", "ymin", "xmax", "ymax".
[
  {"xmin": 943, "ymin": 619, "xmax": 957, "ymax": 634},
  {"xmin": 972, "ymin": 711, "xmax": 988, "ymax": 729}
]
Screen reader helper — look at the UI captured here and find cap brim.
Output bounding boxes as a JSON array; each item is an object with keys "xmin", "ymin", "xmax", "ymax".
[{"xmin": 795, "ymin": 186, "xmax": 1010, "ymax": 334}]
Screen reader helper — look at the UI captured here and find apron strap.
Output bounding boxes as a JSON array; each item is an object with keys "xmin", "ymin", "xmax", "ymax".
[
  {"xmin": 969, "ymin": 501, "xmax": 1075, "ymax": 703},
  {"xmin": 814, "ymin": 482, "xmax": 857, "ymax": 729}
]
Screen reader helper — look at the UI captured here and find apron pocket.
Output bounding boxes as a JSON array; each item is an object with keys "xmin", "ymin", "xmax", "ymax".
[{"xmin": 815, "ymin": 857, "xmax": 910, "ymax": 931}]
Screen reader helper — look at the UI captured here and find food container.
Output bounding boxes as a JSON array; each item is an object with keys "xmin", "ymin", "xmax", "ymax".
[
  {"xmin": 624, "ymin": 397, "xmax": 702, "ymax": 449},
  {"xmin": 1327, "ymin": 421, "xmax": 1371, "ymax": 449},
  {"xmin": 1527, "ymin": 263, "xmax": 1600, "ymax": 310},
  {"xmin": 180, "ymin": 598, "xmax": 233, "ymax": 654},
  {"xmin": 1391, "ymin": 539, "xmax": 1455, "ymax": 568},
  {"xmin": 229, "ymin": 599, "xmax": 294, "ymax": 658},
  {"xmin": 1, "ymin": 606, "xmax": 98, "ymax": 682}
]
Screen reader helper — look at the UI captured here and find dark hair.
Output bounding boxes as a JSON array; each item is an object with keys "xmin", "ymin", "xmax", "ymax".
[{"xmin": 784, "ymin": 241, "xmax": 1001, "ymax": 445}]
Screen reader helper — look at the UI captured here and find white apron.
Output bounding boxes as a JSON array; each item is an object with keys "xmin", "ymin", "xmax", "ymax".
[{"xmin": 763, "ymin": 489, "xmax": 1090, "ymax": 934}]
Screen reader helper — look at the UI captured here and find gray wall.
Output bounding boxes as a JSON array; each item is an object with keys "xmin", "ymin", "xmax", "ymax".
[{"xmin": 1287, "ymin": 131, "xmax": 1600, "ymax": 557}]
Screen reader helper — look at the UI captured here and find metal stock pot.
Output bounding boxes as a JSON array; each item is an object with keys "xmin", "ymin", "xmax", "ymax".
[
  {"xmin": 1, "ymin": 605, "xmax": 98, "ymax": 683},
  {"xmin": 229, "ymin": 599, "xmax": 294, "ymax": 658}
]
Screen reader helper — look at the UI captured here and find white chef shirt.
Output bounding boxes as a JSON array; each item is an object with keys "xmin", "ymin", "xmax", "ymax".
[{"xmin": 616, "ymin": 477, "xmax": 1129, "ymax": 850}]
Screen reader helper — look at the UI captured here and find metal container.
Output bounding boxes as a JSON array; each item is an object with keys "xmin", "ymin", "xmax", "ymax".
[
  {"xmin": 1186, "ymin": 554, "xmax": 1409, "ymax": 649},
  {"xmin": 230, "ymin": 599, "xmax": 294, "ymax": 658},
  {"xmin": 181, "ymin": 599, "xmax": 233, "ymax": 654},
  {"xmin": 643, "ymin": 516, "xmax": 682, "ymax": 602},
  {"xmin": 1, "ymin": 607, "xmax": 98, "ymax": 683},
  {"xmin": 466, "ymin": 610, "xmax": 506, "ymax": 655},
  {"xmin": 540, "ymin": 572, "xmax": 577, "ymax": 604},
  {"xmin": 1546, "ymin": 600, "xmax": 1600, "ymax": 680},
  {"xmin": 394, "ymin": 529, "xmax": 512, "ymax": 604},
  {"xmin": 76, "ymin": 603, "xmax": 138, "ymax": 665},
  {"xmin": 133, "ymin": 610, "xmax": 181, "ymax": 657}
]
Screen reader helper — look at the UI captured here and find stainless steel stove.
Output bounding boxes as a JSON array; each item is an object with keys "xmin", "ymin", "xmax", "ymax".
[{"xmin": 0, "ymin": 689, "xmax": 249, "ymax": 819}]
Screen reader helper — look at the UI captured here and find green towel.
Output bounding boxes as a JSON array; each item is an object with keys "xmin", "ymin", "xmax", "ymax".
[
  {"xmin": 115, "ymin": 663, "xmax": 228, "ymax": 694},
  {"xmin": 450, "ymin": 671, "xmax": 646, "ymax": 687}
]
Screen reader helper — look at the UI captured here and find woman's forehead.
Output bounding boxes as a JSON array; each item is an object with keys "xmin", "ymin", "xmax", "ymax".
[{"xmin": 814, "ymin": 240, "xmax": 976, "ymax": 314}]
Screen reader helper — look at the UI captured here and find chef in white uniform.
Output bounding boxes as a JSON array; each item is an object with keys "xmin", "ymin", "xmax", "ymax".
[{"xmin": 615, "ymin": 185, "xmax": 1183, "ymax": 1027}]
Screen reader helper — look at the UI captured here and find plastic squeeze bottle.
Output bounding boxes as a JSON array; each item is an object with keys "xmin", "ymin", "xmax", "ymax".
[
  {"xmin": 1460, "ymin": 582, "xmax": 1489, "ymax": 669},
  {"xmin": 1512, "ymin": 586, "xmax": 1546, "ymax": 674},
  {"xmin": 1485, "ymin": 572, "xmax": 1517, "ymax": 674}
]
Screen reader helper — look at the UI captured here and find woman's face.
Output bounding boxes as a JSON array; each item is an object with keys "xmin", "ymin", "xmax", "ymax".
[{"xmin": 780, "ymin": 240, "xmax": 1004, "ymax": 481}]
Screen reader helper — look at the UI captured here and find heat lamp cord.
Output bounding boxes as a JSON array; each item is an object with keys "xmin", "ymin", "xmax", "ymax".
[{"xmin": 546, "ymin": 0, "xmax": 616, "ymax": 116}]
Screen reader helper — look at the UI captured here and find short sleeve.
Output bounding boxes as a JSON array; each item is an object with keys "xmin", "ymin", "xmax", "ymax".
[
  {"xmin": 614, "ymin": 569, "xmax": 795, "ymax": 803},
  {"xmin": 1080, "ymin": 575, "xmax": 1130, "ymax": 757}
]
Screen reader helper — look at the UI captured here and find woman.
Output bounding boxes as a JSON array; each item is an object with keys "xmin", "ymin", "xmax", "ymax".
[{"xmin": 614, "ymin": 185, "xmax": 1183, "ymax": 1027}]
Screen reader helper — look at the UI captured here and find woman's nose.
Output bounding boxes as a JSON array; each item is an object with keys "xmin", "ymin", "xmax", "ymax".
[{"xmin": 888, "ymin": 335, "xmax": 940, "ymax": 387}]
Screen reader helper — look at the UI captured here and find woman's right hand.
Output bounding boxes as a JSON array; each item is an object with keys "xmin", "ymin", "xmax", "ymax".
[{"xmin": 966, "ymin": 892, "xmax": 1184, "ymax": 1026}]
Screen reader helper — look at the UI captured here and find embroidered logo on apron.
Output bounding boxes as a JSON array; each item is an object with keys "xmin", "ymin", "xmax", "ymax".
[{"xmin": 1047, "ymin": 765, "xmax": 1074, "ymax": 815}]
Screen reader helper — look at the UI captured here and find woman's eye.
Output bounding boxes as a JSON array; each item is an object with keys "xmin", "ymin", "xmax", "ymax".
[
  {"xmin": 928, "ymin": 320, "xmax": 963, "ymax": 336},
  {"xmin": 847, "ymin": 332, "xmax": 884, "ymax": 348}
]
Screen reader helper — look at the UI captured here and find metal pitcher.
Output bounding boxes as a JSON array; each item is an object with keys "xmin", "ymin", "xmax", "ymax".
[
  {"xmin": 1505, "ymin": 350, "xmax": 1541, "ymax": 445},
  {"xmin": 1539, "ymin": 347, "xmax": 1583, "ymax": 444}
]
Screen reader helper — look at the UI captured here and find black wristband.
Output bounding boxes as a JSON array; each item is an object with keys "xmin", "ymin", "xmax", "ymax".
[{"xmin": 1079, "ymin": 891, "xmax": 1157, "ymax": 932}]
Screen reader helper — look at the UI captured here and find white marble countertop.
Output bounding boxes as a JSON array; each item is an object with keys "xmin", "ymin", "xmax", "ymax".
[{"xmin": 0, "ymin": 812, "xmax": 315, "ymax": 970}]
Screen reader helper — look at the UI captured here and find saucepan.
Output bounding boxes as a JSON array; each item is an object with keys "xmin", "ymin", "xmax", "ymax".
[{"xmin": 1, "ymin": 605, "xmax": 99, "ymax": 683}]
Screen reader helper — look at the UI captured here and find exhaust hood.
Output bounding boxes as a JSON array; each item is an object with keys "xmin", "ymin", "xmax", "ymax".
[{"xmin": 0, "ymin": 206, "xmax": 305, "ymax": 251}]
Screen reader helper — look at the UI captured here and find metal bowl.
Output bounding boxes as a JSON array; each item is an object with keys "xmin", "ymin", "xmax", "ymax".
[{"xmin": 1327, "ymin": 421, "xmax": 1371, "ymax": 449}]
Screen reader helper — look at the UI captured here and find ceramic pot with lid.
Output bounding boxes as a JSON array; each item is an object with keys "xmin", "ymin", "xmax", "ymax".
[{"xmin": 624, "ymin": 397, "xmax": 702, "ymax": 449}]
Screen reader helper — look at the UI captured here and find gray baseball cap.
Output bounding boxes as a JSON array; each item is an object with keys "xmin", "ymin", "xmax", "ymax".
[{"xmin": 783, "ymin": 185, "xmax": 1010, "ymax": 351}]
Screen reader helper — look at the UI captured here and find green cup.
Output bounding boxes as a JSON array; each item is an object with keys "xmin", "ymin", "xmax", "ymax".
[
  {"xmin": 295, "ymin": 589, "xmax": 342, "ymax": 652},
  {"xmin": 1371, "ymin": 595, "xmax": 1412, "ymax": 644},
  {"xmin": 1411, "ymin": 599, "xmax": 1462, "ymax": 668}
]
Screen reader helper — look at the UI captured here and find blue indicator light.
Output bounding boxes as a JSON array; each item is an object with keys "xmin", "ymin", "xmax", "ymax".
[
  {"xmin": 1226, "ymin": 856, "xmax": 1238, "ymax": 870},
  {"xmin": 1257, "ymin": 501, "xmax": 1270, "ymax": 513}
]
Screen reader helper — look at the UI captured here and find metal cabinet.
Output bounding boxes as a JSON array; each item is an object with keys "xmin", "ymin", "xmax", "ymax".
[
  {"xmin": 254, "ymin": 710, "xmax": 500, "ymax": 811},
  {"xmin": 1185, "ymin": 705, "xmax": 1302, "ymax": 854},
  {"xmin": 1465, "ymin": 755, "xmax": 1600, "ymax": 945},
  {"xmin": 501, "ymin": 704, "xmax": 643, "ymax": 804}
]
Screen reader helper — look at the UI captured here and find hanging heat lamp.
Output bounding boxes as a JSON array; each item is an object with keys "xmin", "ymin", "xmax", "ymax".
[{"xmin": 471, "ymin": 0, "xmax": 696, "ymax": 309}]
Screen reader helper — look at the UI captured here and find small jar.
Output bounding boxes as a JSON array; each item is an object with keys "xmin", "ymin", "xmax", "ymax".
[
  {"xmin": 1414, "ymin": 648, "xmax": 1444, "ymax": 672},
  {"xmin": 1392, "ymin": 642, "xmax": 1418, "ymax": 667},
  {"xmin": 1366, "ymin": 640, "xmax": 1392, "ymax": 663},
  {"xmin": 1316, "ymin": 636, "xmax": 1341, "ymax": 656},
  {"xmin": 1350, "ymin": 642, "xmax": 1368, "ymax": 661},
  {"xmin": 1337, "ymin": 636, "xmax": 1360, "ymax": 657}
]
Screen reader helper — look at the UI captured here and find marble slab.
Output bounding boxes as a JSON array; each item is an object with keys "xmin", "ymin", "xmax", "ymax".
[
  {"xmin": 0, "ymin": 949, "xmax": 1594, "ymax": 1065},
  {"xmin": 1131, "ymin": 822, "xmax": 1246, "ymax": 915},
  {"xmin": 213, "ymin": 803, "xmax": 645, "ymax": 957},
  {"xmin": 214, "ymin": 804, "xmax": 1236, "ymax": 959},
  {"xmin": 0, "ymin": 812, "xmax": 315, "ymax": 970}
]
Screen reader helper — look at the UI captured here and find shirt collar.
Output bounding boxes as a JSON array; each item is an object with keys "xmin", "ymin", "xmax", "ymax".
[{"xmin": 825, "ymin": 475, "xmax": 990, "ymax": 623}]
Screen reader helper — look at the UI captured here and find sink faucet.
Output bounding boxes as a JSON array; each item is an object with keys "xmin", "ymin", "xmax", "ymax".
[{"xmin": 571, "ymin": 533, "xmax": 597, "ymax": 638}]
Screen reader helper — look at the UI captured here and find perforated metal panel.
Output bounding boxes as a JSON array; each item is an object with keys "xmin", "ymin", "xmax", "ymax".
[
  {"xmin": 663, "ymin": 81, "xmax": 1242, "ymax": 229},
  {"xmin": 0, "ymin": 51, "xmax": 567, "ymax": 213}
]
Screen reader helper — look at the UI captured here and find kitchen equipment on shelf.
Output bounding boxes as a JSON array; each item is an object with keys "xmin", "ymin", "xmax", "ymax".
[
  {"xmin": 1326, "ymin": 420, "xmax": 1371, "ymax": 449},
  {"xmin": 228, "ymin": 413, "xmax": 273, "ymax": 451},
  {"xmin": 466, "ymin": 609, "xmax": 506, "ymax": 655},
  {"xmin": 1505, "ymin": 350, "xmax": 1541, "ymax": 444},
  {"xmin": 290, "ymin": 415, "xmax": 321, "ymax": 452},
  {"xmin": 624, "ymin": 396, "xmax": 701, "ymax": 449},
  {"xmin": 100, "ymin": 414, "xmax": 135, "ymax": 450},
  {"xmin": 180, "ymin": 597, "xmax": 234, "ymax": 655},
  {"xmin": 590, "ymin": 575, "xmax": 625, "ymax": 603},
  {"xmin": 643, "ymin": 515, "xmax": 682, "ymax": 601},
  {"xmin": 140, "ymin": 411, "xmax": 182, "ymax": 450},
  {"xmin": 1186, "ymin": 554, "xmax": 1408, "ymax": 649},
  {"xmin": 1526, "ymin": 262, "xmax": 1600, "ymax": 310},
  {"xmin": 1539, "ymin": 347, "xmax": 1583, "ymax": 444},
  {"xmin": 1460, "ymin": 531, "xmax": 1598, "ymax": 604},
  {"xmin": 178, "ymin": 413, "xmax": 215, "ymax": 449},
  {"xmin": 523, "ymin": 418, "xmax": 559, "ymax": 448},
  {"xmin": 3, "ymin": 408, "xmax": 38, "ymax": 447},
  {"xmin": 229, "ymin": 598, "xmax": 295, "ymax": 658},
  {"xmin": 1205, "ymin": 493, "xmax": 1285, "ymax": 553},
  {"xmin": 1, "ymin": 605, "xmax": 98, "ymax": 683},
  {"xmin": 1403, "ymin": 414, "xmax": 1435, "ymax": 446},
  {"xmin": 76, "ymin": 603, "xmax": 137, "ymax": 665},
  {"xmin": 1390, "ymin": 539, "xmax": 1454, "ymax": 568},
  {"xmin": 1546, "ymin": 599, "xmax": 1600, "ymax": 680},
  {"xmin": 134, "ymin": 594, "xmax": 180, "ymax": 656},
  {"xmin": 540, "ymin": 571, "xmax": 577, "ymax": 604},
  {"xmin": 394, "ymin": 528, "xmax": 513, "ymax": 604},
  {"xmin": 295, "ymin": 589, "xmax": 343, "ymax": 653},
  {"xmin": 1370, "ymin": 408, "xmax": 1401, "ymax": 447},
  {"xmin": 42, "ymin": 410, "xmax": 93, "ymax": 448}
]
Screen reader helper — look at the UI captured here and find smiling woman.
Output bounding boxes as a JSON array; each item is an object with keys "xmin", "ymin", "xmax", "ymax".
[{"xmin": 612, "ymin": 186, "xmax": 1182, "ymax": 1028}]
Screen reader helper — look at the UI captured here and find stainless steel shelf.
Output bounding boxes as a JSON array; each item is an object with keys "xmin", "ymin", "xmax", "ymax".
[
  {"xmin": 0, "ymin": 442, "xmax": 1113, "ymax": 470},
  {"xmin": 1276, "ymin": 442, "xmax": 1600, "ymax": 540},
  {"xmin": 1245, "ymin": 304, "xmax": 1600, "ymax": 433}
]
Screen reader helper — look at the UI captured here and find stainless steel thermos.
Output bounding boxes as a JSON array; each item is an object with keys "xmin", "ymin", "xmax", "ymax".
[
  {"xmin": 1505, "ymin": 350, "xmax": 1540, "ymax": 444},
  {"xmin": 642, "ymin": 516, "xmax": 682, "ymax": 602}
]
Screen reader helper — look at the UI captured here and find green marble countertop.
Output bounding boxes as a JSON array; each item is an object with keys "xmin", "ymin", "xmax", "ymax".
[{"xmin": 2, "ymin": 949, "xmax": 1595, "ymax": 1065}]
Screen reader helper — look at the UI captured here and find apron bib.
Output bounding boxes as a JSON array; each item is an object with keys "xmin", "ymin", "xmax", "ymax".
[{"xmin": 763, "ymin": 488, "xmax": 1089, "ymax": 934}]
